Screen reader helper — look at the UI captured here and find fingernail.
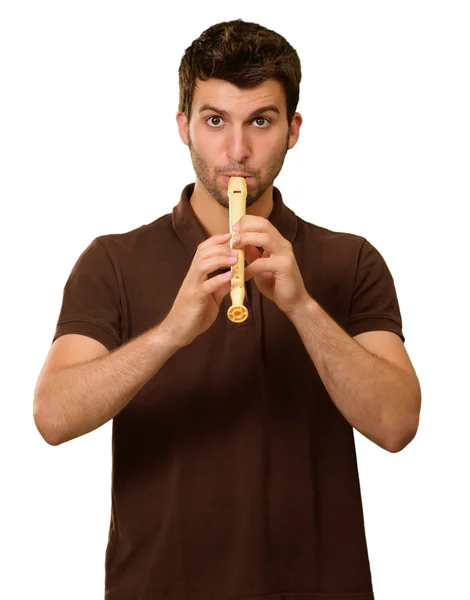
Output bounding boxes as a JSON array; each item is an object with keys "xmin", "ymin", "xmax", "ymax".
[{"xmin": 233, "ymin": 221, "xmax": 240, "ymax": 231}]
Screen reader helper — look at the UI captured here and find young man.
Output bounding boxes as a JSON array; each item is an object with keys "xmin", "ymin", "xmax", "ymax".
[{"xmin": 34, "ymin": 19, "xmax": 421, "ymax": 600}]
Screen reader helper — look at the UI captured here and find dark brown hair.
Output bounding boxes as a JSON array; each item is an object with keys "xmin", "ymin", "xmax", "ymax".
[{"xmin": 178, "ymin": 19, "xmax": 302, "ymax": 125}]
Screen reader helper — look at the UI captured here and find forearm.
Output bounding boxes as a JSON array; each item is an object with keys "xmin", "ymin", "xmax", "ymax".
[
  {"xmin": 288, "ymin": 298, "xmax": 419, "ymax": 452},
  {"xmin": 35, "ymin": 324, "xmax": 181, "ymax": 446}
]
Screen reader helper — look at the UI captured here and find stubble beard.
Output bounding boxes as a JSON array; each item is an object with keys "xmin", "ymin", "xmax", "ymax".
[{"xmin": 188, "ymin": 131, "xmax": 290, "ymax": 209}]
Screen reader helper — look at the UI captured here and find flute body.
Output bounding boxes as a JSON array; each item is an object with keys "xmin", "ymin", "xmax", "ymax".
[{"xmin": 227, "ymin": 177, "xmax": 249, "ymax": 323}]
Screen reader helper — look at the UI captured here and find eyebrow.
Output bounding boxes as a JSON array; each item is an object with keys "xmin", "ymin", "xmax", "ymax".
[{"xmin": 198, "ymin": 103, "xmax": 281, "ymax": 119}]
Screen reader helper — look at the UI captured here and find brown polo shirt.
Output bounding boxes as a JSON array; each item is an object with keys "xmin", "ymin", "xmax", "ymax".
[{"xmin": 53, "ymin": 183, "xmax": 404, "ymax": 600}]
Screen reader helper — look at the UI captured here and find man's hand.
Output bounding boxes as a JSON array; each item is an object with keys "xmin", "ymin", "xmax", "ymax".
[
  {"xmin": 232, "ymin": 215, "xmax": 310, "ymax": 317},
  {"xmin": 162, "ymin": 233, "xmax": 237, "ymax": 348}
]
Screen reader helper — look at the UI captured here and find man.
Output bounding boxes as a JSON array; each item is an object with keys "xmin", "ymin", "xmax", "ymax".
[{"xmin": 33, "ymin": 18, "xmax": 421, "ymax": 600}]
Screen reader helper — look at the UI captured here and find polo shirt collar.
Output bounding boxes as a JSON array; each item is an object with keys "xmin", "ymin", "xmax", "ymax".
[{"xmin": 172, "ymin": 182, "xmax": 298, "ymax": 257}]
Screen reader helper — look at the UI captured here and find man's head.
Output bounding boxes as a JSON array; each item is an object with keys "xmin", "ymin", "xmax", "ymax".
[{"xmin": 176, "ymin": 19, "xmax": 302, "ymax": 209}]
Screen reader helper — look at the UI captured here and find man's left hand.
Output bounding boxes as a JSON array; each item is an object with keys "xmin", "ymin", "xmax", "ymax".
[{"xmin": 232, "ymin": 215, "xmax": 311, "ymax": 317}]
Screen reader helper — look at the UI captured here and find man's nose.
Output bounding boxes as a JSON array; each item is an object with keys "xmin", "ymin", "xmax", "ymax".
[{"xmin": 225, "ymin": 127, "xmax": 251, "ymax": 164}]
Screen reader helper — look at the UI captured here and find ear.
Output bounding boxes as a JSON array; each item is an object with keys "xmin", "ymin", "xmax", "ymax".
[
  {"xmin": 287, "ymin": 112, "xmax": 302, "ymax": 150},
  {"xmin": 176, "ymin": 111, "xmax": 189, "ymax": 146}
]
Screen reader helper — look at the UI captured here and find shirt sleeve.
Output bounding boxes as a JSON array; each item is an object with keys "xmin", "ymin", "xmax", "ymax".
[
  {"xmin": 52, "ymin": 237, "xmax": 122, "ymax": 351},
  {"xmin": 346, "ymin": 238, "xmax": 405, "ymax": 343}
]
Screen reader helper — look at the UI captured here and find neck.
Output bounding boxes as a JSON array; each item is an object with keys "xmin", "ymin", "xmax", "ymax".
[{"xmin": 189, "ymin": 178, "xmax": 275, "ymax": 238}]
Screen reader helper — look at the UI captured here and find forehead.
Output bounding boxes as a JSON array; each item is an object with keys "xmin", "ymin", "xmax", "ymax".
[{"xmin": 192, "ymin": 78, "xmax": 286, "ymax": 115}]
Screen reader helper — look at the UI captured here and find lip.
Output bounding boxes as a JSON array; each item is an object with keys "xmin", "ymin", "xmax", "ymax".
[
  {"xmin": 222, "ymin": 173, "xmax": 251, "ymax": 177},
  {"xmin": 221, "ymin": 174, "xmax": 253, "ymax": 184}
]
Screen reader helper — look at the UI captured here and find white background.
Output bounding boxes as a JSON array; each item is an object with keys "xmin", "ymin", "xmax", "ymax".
[{"xmin": 1, "ymin": 1, "xmax": 469, "ymax": 598}]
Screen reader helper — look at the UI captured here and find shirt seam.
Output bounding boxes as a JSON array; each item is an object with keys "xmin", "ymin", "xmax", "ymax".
[
  {"xmin": 347, "ymin": 314, "xmax": 402, "ymax": 327},
  {"xmin": 56, "ymin": 318, "xmax": 122, "ymax": 344},
  {"xmin": 95, "ymin": 236, "xmax": 122, "ymax": 297},
  {"xmin": 243, "ymin": 592, "xmax": 374, "ymax": 599},
  {"xmin": 347, "ymin": 236, "xmax": 366, "ymax": 318},
  {"xmin": 95, "ymin": 236, "xmax": 124, "ymax": 341}
]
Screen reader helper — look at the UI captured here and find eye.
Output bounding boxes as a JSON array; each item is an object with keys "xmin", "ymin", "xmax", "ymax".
[
  {"xmin": 207, "ymin": 116, "xmax": 224, "ymax": 128},
  {"xmin": 253, "ymin": 117, "xmax": 270, "ymax": 128},
  {"xmin": 206, "ymin": 116, "xmax": 271, "ymax": 128}
]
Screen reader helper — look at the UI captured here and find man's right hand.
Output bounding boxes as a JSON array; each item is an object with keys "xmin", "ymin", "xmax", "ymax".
[{"xmin": 161, "ymin": 232, "xmax": 239, "ymax": 348}]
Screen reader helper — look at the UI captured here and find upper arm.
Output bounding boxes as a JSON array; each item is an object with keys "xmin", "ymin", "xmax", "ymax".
[
  {"xmin": 353, "ymin": 330, "xmax": 416, "ymax": 377},
  {"xmin": 41, "ymin": 333, "xmax": 110, "ymax": 374},
  {"xmin": 52, "ymin": 237, "xmax": 122, "ymax": 351},
  {"xmin": 346, "ymin": 238, "xmax": 405, "ymax": 343},
  {"xmin": 34, "ymin": 334, "xmax": 109, "ymax": 411}
]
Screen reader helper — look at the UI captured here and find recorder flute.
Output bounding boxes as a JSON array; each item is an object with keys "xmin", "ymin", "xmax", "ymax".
[{"xmin": 227, "ymin": 176, "xmax": 249, "ymax": 323}]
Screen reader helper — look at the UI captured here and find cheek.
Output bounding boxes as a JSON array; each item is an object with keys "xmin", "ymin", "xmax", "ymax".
[
  {"xmin": 257, "ymin": 130, "xmax": 286, "ymax": 155},
  {"xmin": 192, "ymin": 127, "xmax": 220, "ymax": 155},
  {"xmin": 261, "ymin": 145, "xmax": 285, "ymax": 169}
]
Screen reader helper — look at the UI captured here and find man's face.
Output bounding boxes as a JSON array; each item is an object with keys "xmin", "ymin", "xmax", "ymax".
[{"xmin": 177, "ymin": 78, "xmax": 301, "ymax": 209}]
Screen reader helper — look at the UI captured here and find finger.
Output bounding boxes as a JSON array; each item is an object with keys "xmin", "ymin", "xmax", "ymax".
[
  {"xmin": 244, "ymin": 256, "xmax": 283, "ymax": 280},
  {"xmin": 235, "ymin": 215, "xmax": 276, "ymax": 234},
  {"xmin": 212, "ymin": 275, "xmax": 233, "ymax": 306},
  {"xmin": 202, "ymin": 270, "xmax": 233, "ymax": 300},
  {"xmin": 191, "ymin": 253, "xmax": 238, "ymax": 287},
  {"xmin": 189, "ymin": 238, "xmax": 238, "ymax": 280},
  {"xmin": 198, "ymin": 240, "xmax": 236, "ymax": 262},
  {"xmin": 197, "ymin": 232, "xmax": 232, "ymax": 253},
  {"xmin": 233, "ymin": 232, "xmax": 283, "ymax": 255}
]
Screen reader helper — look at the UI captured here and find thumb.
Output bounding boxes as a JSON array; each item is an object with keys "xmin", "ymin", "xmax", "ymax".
[
  {"xmin": 244, "ymin": 245, "xmax": 262, "ymax": 265},
  {"xmin": 213, "ymin": 276, "xmax": 232, "ymax": 306}
]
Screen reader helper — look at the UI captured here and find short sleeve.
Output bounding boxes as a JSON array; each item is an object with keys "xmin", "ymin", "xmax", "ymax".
[
  {"xmin": 52, "ymin": 237, "xmax": 122, "ymax": 351},
  {"xmin": 346, "ymin": 238, "xmax": 405, "ymax": 343}
]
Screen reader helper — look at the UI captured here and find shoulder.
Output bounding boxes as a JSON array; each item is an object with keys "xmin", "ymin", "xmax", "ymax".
[
  {"xmin": 94, "ymin": 213, "xmax": 174, "ymax": 259},
  {"xmin": 295, "ymin": 216, "xmax": 367, "ymax": 264}
]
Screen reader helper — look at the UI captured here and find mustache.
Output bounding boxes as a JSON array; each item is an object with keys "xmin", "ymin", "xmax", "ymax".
[{"xmin": 217, "ymin": 169, "xmax": 256, "ymax": 177}]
